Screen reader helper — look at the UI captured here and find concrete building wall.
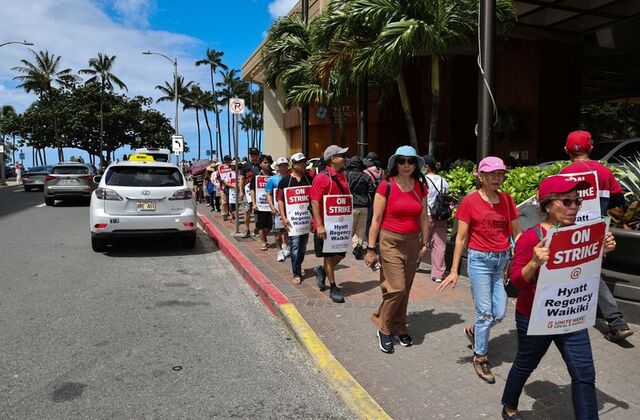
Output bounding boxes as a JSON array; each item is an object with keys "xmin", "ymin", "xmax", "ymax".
[{"xmin": 262, "ymin": 87, "xmax": 290, "ymax": 158}]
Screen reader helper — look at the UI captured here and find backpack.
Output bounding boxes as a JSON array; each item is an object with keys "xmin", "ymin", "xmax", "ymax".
[
  {"xmin": 206, "ymin": 179, "xmax": 215, "ymax": 194},
  {"xmin": 425, "ymin": 176, "xmax": 452, "ymax": 221}
]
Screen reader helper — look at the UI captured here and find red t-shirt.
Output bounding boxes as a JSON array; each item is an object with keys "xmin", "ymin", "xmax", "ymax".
[
  {"xmin": 455, "ymin": 191, "xmax": 518, "ymax": 252},
  {"xmin": 509, "ymin": 224, "xmax": 546, "ymax": 317},
  {"xmin": 559, "ymin": 160, "xmax": 623, "ymax": 196},
  {"xmin": 377, "ymin": 179, "xmax": 427, "ymax": 234},
  {"xmin": 310, "ymin": 167, "xmax": 350, "ymax": 230}
]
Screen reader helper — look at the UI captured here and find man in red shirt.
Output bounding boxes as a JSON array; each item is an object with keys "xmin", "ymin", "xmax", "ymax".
[
  {"xmin": 560, "ymin": 130, "xmax": 632, "ymax": 342},
  {"xmin": 311, "ymin": 145, "xmax": 350, "ymax": 303}
]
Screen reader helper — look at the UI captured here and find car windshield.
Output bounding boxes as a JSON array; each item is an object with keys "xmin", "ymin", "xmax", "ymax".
[
  {"xmin": 590, "ymin": 142, "xmax": 619, "ymax": 160},
  {"xmin": 105, "ymin": 166, "xmax": 183, "ymax": 187},
  {"xmin": 52, "ymin": 166, "xmax": 89, "ymax": 175}
]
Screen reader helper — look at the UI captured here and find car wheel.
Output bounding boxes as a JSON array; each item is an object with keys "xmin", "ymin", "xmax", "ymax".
[
  {"xmin": 182, "ymin": 232, "xmax": 197, "ymax": 248},
  {"xmin": 45, "ymin": 197, "xmax": 55, "ymax": 206},
  {"xmin": 24, "ymin": 186, "xmax": 32, "ymax": 192},
  {"xmin": 91, "ymin": 236, "xmax": 108, "ymax": 252}
]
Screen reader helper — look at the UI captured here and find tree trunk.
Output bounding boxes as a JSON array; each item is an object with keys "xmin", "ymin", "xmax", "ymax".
[
  {"xmin": 396, "ymin": 72, "xmax": 419, "ymax": 151},
  {"xmin": 210, "ymin": 67, "xmax": 224, "ymax": 158},
  {"xmin": 43, "ymin": 148, "xmax": 47, "ymax": 165},
  {"xmin": 227, "ymin": 106, "xmax": 231, "ymax": 158},
  {"xmin": 329, "ymin": 107, "xmax": 337, "ymax": 144},
  {"xmin": 196, "ymin": 109, "xmax": 201, "ymax": 160},
  {"xmin": 338, "ymin": 105, "xmax": 346, "ymax": 147},
  {"xmin": 203, "ymin": 109, "xmax": 214, "ymax": 158},
  {"xmin": 99, "ymin": 81, "xmax": 105, "ymax": 169},
  {"xmin": 428, "ymin": 56, "xmax": 440, "ymax": 156},
  {"xmin": 12, "ymin": 134, "xmax": 16, "ymax": 164}
]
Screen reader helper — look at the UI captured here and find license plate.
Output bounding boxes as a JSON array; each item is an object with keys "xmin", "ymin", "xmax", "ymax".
[
  {"xmin": 137, "ymin": 201, "xmax": 156, "ymax": 211},
  {"xmin": 63, "ymin": 179, "xmax": 77, "ymax": 184}
]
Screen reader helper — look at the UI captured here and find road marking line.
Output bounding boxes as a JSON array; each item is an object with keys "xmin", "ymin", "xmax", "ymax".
[
  {"xmin": 35, "ymin": 203, "xmax": 46, "ymax": 208},
  {"xmin": 13, "ymin": 189, "xmax": 23, "ymax": 193}
]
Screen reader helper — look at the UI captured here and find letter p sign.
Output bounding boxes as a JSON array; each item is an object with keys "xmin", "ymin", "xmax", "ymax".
[{"xmin": 230, "ymin": 98, "xmax": 245, "ymax": 114}]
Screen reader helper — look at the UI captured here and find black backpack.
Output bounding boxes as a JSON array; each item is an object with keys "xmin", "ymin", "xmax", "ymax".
[{"xmin": 425, "ymin": 177, "xmax": 452, "ymax": 221}]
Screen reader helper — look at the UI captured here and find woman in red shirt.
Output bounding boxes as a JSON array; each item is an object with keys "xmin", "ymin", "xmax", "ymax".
[
  {"xmin": 500, "ymin": 176, "xmax": 616, "ymax": 420},
  {"xmin": 438, "ymin": 156, "xmax": 522, "ymax": 383},
  {"xmin": 365, "ymin": 146, "xmax": 430, "ymax": 354}
]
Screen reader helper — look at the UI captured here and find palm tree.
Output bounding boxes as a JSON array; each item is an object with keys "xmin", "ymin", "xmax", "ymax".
[
  {"xmin": 344, "ymin": 0, "xmax": 516, "ymax": 154},
  {"xmin": 155, "ymin": 75, "xmax": 193, "ymax": 105},
  {"xmin": 195, "ymin": 48, "xmax": 228, "ymax": 159},
  {"xmin": 184, "ymin": 84, "xmax": 216, "ymax": 160},
  {"xmin": 217, "ymin": 69, "xmax": 249, "ymax": 156},
  {"xmin": 12, "ymin": 49, "xmax": 79, "ymax": 161},
  {"xmin": 79, "ymin": 53, "xmax": 127, "ymax": 168},
  {"xmin": 0, "ymin": 105, "xmax": 18, "ymax": 163}
]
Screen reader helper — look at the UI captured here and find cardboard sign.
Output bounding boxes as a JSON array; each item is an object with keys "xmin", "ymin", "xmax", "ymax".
[
  {"xmin": 227, "ymin": 174, "xmax": 237, "ymax": 205},
  {"xmin": 255, "ymin": 175, "xmax": 270, "ymax": 212},
  {"xmin": 218, "ymin": 164, "xmax": 232, "ymax": 183},
  {"xmin": 244, "ymin": 184, "xmax": 252, "ymax": 203},
  {"xmin": 284, "ymin": 186, "xmax": 312, "ymax": 236},
  {"xmin": 273, "ymin": 189, "xmax": 284, "ymax": 230},
  {"xmin": 322, "ymin": 194, "xmax": 353, "ymax": 253},
  {"xmin": 554, "ymin": 171, "xmax": 600, "ymax": 223},
  {"xmin": 527, "ymin": 219, "xmax": 607, "ymax": 335}
]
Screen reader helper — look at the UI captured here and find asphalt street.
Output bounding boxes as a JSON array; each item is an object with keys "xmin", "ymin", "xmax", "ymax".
[{"xmin": 0, "ymin": 187, "xmax": 352, "ymax": 419}]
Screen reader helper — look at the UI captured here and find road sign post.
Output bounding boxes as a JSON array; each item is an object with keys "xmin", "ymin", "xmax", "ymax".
[
  {"xmin": 230, "ymin": 98, "xmax": 245, "ymax": 236},
  {"xmin": 171, "ymin": 135, "xmax": 184, "ymax": 168}
]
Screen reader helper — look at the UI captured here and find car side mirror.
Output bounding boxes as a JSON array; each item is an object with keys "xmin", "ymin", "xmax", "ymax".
[{"xmin": 93, "ymin": 176, "xmax": 102, "ymax": 184}]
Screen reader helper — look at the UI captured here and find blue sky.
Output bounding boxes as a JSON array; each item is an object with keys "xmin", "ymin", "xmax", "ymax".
[{"xmin": 0, "ymin": 0, "xmax": 298, "ymax": 167}]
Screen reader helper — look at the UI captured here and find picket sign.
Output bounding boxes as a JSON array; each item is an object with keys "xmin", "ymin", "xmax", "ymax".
[
  {"xmin": 527, "ymin": 219, "xmax": 608, "ymax": 335},
  {"xmin": 273, "ymin": 189, "xmax": 284, "ymax": 230},
  {"xmin": 228, "ymin": 173, "xmax": 237, "ymax": 204},
  {"xmin": 284, "ymin": 186, "xmax": 312, "ymax": 236},
  {"xmin": 255, "ymin": 175, "xmax": 270, "ymax": 212},
  {"xmin": 244, "ymin": 184, "xmax": 252, "ymax": 203},
  {"xmin": 554, "ymin": 171, "xmax": 600, "ymax": 222},
  {"xmin": 322, "ymin": 194, "xmax": 353, "ymax": 253}
]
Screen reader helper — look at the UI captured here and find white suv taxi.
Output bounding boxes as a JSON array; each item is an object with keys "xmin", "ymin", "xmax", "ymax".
[{"xmin": 89, "ymin": 155, "xmax": 197, "ymax": 252}]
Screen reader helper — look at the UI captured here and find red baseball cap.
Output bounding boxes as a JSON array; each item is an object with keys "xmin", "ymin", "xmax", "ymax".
[
  {"xmin": 538, "ymin": 175, "xmax": 590, "ymax": 202},
  {"xmin": 565, "ymin": 130, "xmax": 592, "ymax": 154}
]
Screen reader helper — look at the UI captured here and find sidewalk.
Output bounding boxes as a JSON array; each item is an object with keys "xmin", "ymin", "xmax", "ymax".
[
  {"xmin": 198, "ymin": 204, "xmax": 639, "ymax": 420},
  {"xmin": 0, "ymin": 179, "xmax": 20, "ymax": 189}
]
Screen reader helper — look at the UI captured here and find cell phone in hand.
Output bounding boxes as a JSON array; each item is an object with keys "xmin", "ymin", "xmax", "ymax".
[{"xmin": 371, "ymin": 261, "xmax": 381, "ymax": 272}]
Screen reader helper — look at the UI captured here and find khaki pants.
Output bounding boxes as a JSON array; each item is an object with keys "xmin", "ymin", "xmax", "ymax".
[
  {"xmin": 351, "ymin": 206, "xmax": 368, "ymax": 248},
  {"xmin": 371, "ymin": 230, "xmax": 420, "ymax": 335},
  {"xmin": 221, "ymin": 190, "xmax": 229, "ymax": 216}
]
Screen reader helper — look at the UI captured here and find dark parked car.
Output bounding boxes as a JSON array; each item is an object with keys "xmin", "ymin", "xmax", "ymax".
[{"xmin": 22, "ymin": 165, "xmax": 54, "ymax": 191}]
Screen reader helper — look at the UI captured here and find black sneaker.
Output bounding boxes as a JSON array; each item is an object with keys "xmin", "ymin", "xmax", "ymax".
[
  {"xmin": 377, "ymin": 330, "xmax": 394, "ymax": 354},
  {"xmin": 393, "ymin": 334, "xmax": 413, "ymax": 347},
  {"xmin": 314, "ymin": 266, "xmax": 327, "ymax": 291},
  {"xmin": 223, "ymin": 214, "xmax": 228, "ymax": 221},
  {"xmin": 329, "ymin": 284, "xmax": 345, "ymax": 303}
]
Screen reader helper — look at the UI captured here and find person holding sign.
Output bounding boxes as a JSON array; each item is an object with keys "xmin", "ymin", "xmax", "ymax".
[
  {"xmin": 278, "ymin": 153, "xmax": 314, "ymax": 285},
  {"xmin": 267, "ymin": 157, "xmax": 290, "ymax": 263},
  {"xmin": 500, "ymin": 175, "xmax": 617, "ymax": 420},
  {"xmin": 250, "ymin": 155, "xmax": 274, "ymax": 251},
  {"xmin": 560, "ymin": 130, "xmax": 632, "ymax": 342},
  {"xmin": 365, "ymin": 146, "xmax": 430, "ymax": 354},
  {"xmin": 437, "ymin": 156, "xmax": 522, "ymax": 383},
  {"xmin": 218, "ymin": 155, "xmax": 233, "ymax": 221},
  {"xmin": 310, "ymin": 145, "xmax": 351, "ymax": 303}
]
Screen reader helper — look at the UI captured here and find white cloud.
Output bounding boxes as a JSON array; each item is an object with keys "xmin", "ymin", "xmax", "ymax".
[
  {"xmin": 112, "ymin": 0, "xmax": 156, "ymax": 27},
  {"xmin": 268, "ymin": 0, "xmax": 297, "ymax": 19}
]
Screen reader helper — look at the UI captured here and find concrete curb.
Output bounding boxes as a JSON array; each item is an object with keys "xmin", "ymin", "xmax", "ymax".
[{"xmin": 197, "ymin": 213, "xmax": 391, "ymax": 420}]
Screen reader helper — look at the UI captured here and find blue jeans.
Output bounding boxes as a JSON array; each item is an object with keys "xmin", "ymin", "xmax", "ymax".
[
  {"xmin": 289, "ymin": 234, "xmax": 309, "ymax": 278},
  {"xmin": 467, "ymin": 249, "xmax": 509, "ymax": 356},
  {"xmin": 502, "ymin": 312, "xmax": 597, "ymax": 419}
]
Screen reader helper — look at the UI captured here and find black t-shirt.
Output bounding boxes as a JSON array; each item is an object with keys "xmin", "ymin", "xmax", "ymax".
[
  {"xmin": 276, "ymin": 173, "xmax": 313, "ymax": 210},
  {"xmin": 250, "ymin": 171, "xmax": 274, "ymax": 191}
]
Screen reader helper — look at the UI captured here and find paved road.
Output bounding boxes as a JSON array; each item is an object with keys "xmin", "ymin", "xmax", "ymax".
[{"xmin": 0, "ymin": 190, "xmax": 352, "ymax": 419}]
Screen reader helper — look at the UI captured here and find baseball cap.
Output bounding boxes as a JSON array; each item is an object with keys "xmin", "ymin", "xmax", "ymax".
[
  {"xmin": 249, "ymin": 147, "xmax": 260, "ymax": 155},
  {"xmin": 223, "ymin": 155, "xmax": 232, "ymax": 161},
  {"xmin": 274, "ymin": 157, "xmax": 288, "ymax": 166},
  {"xmin": 474, "ymin": 156, "xmax": 508, "ymax": 175},
  {"xmin": 538, "ymin": 175, "xmax": 591, "ymax": 203},
  {"xmin": 290, "ymin": 152, "xmax": 306, "ymax": 164},
  {"xmin": 362, "ymin": 152, "xmax": 378, "ymax": 167},
  {"xmin": 323, "ymin": 145, "xmax": 349, "ymax": 161},
  {"xmin": 422, "ymin": 155, "xmax": 437, "ymax": 170},
  {"xmin": 565, "ymin": 130, "xmax": 592, "ymax": 154}
]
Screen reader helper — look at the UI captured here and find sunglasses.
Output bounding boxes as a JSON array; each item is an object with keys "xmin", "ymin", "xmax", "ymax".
[
  {"xmin": 397, "ymin": 157, "xmax": 417, "ymax": 165},
  {"xmin": 557, "ymin": 197, "xmax": 582, "ymax": 207}
]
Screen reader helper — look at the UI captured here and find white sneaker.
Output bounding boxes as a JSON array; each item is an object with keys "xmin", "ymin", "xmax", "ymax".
[
  {"xmin": 433, "ymin": 278, "xmax": 443, "ymax": 283},
  {"xmin": 277, "ymin": 250, "xmax": 285, "ymax": 262},
  {"xmin": 283, "ymin": 245, "xmax": 290, "ymax": 257}
]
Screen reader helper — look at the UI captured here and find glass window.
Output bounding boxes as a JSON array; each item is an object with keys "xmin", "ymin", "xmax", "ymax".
[
  {"xmin": 611, "ymin": 141, "xmax": 640, "ymax": 162},
  {"xmin": 590, "ymin": 142, "xmax": 619, "ymax": 160},
  {"xmin": 52, "ymin": 166, "xmax": 89, "ymax": 175},
  {"xmin": 146, "ymin": 153, "xmax": 170, "ymax": 162},
  {"xmin": 105, "ymin": 166, "xmax": 183, "ymax": 187}
]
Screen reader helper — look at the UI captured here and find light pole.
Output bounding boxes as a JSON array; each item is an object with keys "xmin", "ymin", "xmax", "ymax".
[
  {"xmin": 142, "ymin": 51, "xmax": 179, "ymax": 164},
  {"xmin": 0, "ymin": 40, "xmax": 33, "ymax": 186}
]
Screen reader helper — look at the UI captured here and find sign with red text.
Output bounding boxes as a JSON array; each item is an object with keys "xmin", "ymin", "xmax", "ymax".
[
  {"xmin": 322, "ymin": 194, "xmax": 353, "ymax": 253},
  {"xmin": 527, "ymin": 219, "xmax": 607, "ymax": 335},
  {"xmin": 284, "ymin": 186, "xmax": 311, "ymax": 236},
  {"xmin": 554, "ymin": 171, "xmax": 600, "ymax": 223},
  {"xmin": 227, "ymin": 173, "xmax": 237, "ymax": 204},
  {"xmin": 273, "ymin": 189, "xmax": 284, "ymax": 230},
  {"xmin": 255, "ymin": 175, "xmax": 270, "ymax": 212},
  {"xmin": 218, "ymin": 164, "xmax": 232, "ymax": 184}
]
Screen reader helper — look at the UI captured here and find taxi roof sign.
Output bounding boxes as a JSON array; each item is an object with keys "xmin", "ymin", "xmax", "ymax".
[{"xmin": 128, "ymin": 153, "xmax": 155, "ymax": 162}]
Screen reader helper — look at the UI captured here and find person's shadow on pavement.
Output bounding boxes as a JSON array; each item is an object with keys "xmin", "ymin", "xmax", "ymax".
[
  {"xmin": 455, "ymin": 329, "xmax": 518, "ymax": 368},
  {"xmin": 406, "ymin": 309, "xmax": 465, "ymax": 345}
]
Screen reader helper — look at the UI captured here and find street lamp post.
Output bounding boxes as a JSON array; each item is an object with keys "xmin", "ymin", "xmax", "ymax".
[
  {"xmin": 0, "ymin": 40, "xmax": 33, "ymax": 186},
  {"xmin": 142, "ymin": 51, "xmax": 179, "ymax": 165}
]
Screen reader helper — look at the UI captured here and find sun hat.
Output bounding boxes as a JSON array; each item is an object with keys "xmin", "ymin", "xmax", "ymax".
[
  {"xmin": 538, "ymin": 175, "xmax": 591, "ymax": 203},
  {"xmin": 565, "ymin": 130, "xmax": 592, "ymax": 154},
  {"xmin": 290, "ymin": 152, "xmax": 306, "ymax": 164},
  {"xmin": 474, "ymin": 156, "xmax": 508, "ymax": 175},
  {"xmin": 323, "ymin": 145, "xmax": 349, "ymax": 161},
  {"xmin": 388, "ymin": 146, "xmax": 424, "ymax": 170}
]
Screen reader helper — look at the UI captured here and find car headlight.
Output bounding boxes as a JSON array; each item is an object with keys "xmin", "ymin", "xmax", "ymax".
[
  {"xmin": 95, "ymin": 188, "xmax": 123, "ymax": 200},
  {"xmin": 169, "ymin": 189, "xmax": 193, "ymax": 200}
]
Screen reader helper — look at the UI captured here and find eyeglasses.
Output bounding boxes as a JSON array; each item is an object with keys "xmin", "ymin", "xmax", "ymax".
[
  {"xmin": 557, "ymin": 197, "xmax": 582, "ymax": 207},
  {"xmin": 397, "ymin": 157, "xmax": 416, "ymax": 165}
]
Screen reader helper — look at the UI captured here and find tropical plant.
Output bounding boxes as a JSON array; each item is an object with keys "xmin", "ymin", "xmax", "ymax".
[
  {"xmin": 184, "ymin": 84, "xmax": 216, "ymax": 159},
  {"xmin": 12, "ymin": 49, "xmax": 80, "ymax": 161},
  {"xmin": 155, "ymin": 75, "xmax": 194, "ymax": 108},
  {"xmin": 217, "ymin": 69, "xmax": 249, "ymax": 156},
  {"xmin": 195, "ymin": 48, "xmax": 228, "ymax": 160},
  {"xmin": 0, "ymin": 105, "xmax": 19, "ymax": 163},
  {"xmin": 79, "ymin": 52, "xmax": 128, "ymax": 167},
  {"xmin": 609, "ymin": 154, "xmax": 640, "ymax": 230}
]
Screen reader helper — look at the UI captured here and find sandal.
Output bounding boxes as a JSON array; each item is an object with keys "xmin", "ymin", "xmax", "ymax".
[
  {"xmin": 291, "ymin": 277, "xmax": 302, "ymax": 285},
  {"xmin": 260, "ymin": 243, "xmax": 269, "ymax": 251}
]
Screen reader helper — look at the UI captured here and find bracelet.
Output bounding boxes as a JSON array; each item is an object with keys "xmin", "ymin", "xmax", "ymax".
[{"xmin": 366, "ymin": 246, "xmax": 377, "ymax": 251}]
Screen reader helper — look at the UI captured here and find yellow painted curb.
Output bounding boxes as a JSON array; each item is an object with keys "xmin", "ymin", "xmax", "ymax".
[{"xmin": 277, "ymin": 303, "xmax": 392, "ymax": 420}]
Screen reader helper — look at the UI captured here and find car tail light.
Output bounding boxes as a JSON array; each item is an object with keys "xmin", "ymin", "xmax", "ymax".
[
  {"xmin": 45, "ymin": 175, "xmax": 56, "ymax": 181},
  {"xmin": 169, "ymin": 189, "xmax": 193, "ymax": 200},
  {"xmin": 183, "ymin": 222, "xmax": 195, "ymax": 228},
  {"xmin": 94, "ymin": 224, "xmax": 108, "ymax": 229},
  {"xmin": 95, "ymin": 188, "xmax": 123, "ymax": 201},
  {"xmin": 81, "ymin": 175, "xmax": 94, "ymax": 181}
]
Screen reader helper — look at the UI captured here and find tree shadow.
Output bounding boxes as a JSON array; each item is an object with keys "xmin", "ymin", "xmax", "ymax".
[
  {"xmin": 455, "ymin": 328, "xmax": 518, "ymax": 368},
  {"xmin": 520, "ymin": 380, "xmax": 630, "ymax": 418},
  {"xmin": 340, "ymin": 280, "xmax": 379, "ymax": 296},
  {"xmin": 406, "ymin": 309, "xmax": 466, "ymax": 345}
]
